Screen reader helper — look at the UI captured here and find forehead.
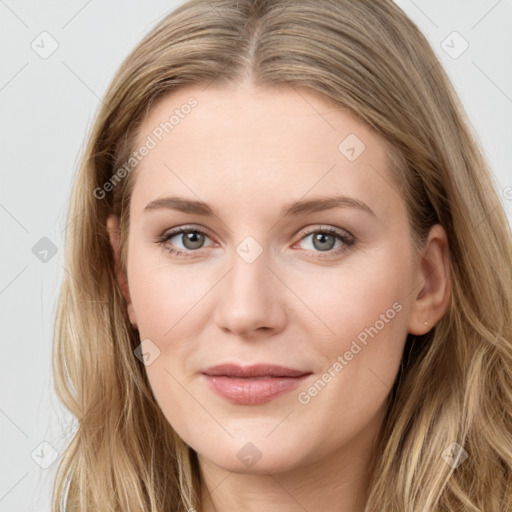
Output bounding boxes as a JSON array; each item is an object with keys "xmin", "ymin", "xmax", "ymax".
[{"xmin": 129, "ymin": 83, "xmax": 402, "ymax": 221}]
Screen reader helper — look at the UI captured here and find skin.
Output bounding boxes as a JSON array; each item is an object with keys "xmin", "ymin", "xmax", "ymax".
[{"xmin": 107, "ymin": 81, "xmax": 451, "ymax": 512}]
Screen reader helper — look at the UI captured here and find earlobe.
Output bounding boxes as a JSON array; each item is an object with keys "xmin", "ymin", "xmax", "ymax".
[
  {"xmin": 407, "ymin": 224, "xmax": 451, "ymax": 335},
  {"xmin": 106, "ymin": 214, "xmax": 138, "ymax": 329}
]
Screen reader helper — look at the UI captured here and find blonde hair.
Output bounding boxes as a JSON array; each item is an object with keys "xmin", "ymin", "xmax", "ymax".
[{"xmin": 51, "ymin": 0, "xmax": 512, "ymax": 510}]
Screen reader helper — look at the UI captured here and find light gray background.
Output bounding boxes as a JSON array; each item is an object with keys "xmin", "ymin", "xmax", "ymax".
[{"xmin": 1, "ymin": 1, "xmax": 511, "ymax": 510}]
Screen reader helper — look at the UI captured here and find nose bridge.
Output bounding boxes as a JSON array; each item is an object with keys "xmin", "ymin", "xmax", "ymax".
[
  {"xmin": 228, "ymin": 233, "xmax": 274, "ymax": 303},
  {"xmin": 213, "ymin": 231, "xmax": 285, "ymax": 334}
]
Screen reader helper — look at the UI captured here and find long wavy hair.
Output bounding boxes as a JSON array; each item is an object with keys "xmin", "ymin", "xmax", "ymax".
[{"xmin": 51, "ymin": 0, "xmax": 512, "ymax": 510}]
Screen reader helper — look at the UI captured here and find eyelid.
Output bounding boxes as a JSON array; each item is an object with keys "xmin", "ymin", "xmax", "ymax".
[
  {"xmin": 295, "ymin": 224, "xmax": 354, "ymax": 241},
  {"xmin": 159, "ymin": 224, "xmax": 215, "ymax": 239},
  {"xmin": 158, "ymin": 223, "xmax": 354, "ymax": 242}
]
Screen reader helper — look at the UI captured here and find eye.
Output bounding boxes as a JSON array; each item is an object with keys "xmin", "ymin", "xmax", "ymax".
[
  {"xmin": 155, "ymin": 225, "xmax": 214, "ymax": 258},
  {"xmin": 293, "ymin": 226, "xmax": 355, "ymax": 259},
  {"xmin": 155, "ymin": 224, "xmax": 356, "ymax": 260}
]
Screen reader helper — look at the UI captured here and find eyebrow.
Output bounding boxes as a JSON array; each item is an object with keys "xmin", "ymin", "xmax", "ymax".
[{"xmin": 143, "ymin": 195, "xmax": 376, "ymax": 218}]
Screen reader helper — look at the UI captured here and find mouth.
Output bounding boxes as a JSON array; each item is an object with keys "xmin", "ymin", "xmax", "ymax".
[{"xmin": 201, "ymin": 363, "xmax": 313, "ymax": 405}]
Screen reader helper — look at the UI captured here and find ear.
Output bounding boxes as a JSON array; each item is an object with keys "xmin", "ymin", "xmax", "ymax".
[
  {"xmin": 106, "ymin": 214, "xmax": 138, "ymax": 329},
  {"xmin": 407, "ymin": 224, "xmax": 451, "ymax": 335}
]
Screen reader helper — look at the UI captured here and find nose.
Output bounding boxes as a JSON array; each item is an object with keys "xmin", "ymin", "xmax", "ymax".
[{"xmin": 212, "ymin": 244, "xmax": 287, "ymax": 338}]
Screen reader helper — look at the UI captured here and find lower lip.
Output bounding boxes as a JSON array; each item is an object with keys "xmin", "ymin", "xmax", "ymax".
[{"xmin": 202, "ymin": 374, "xmax": 312, "ymax": 405}]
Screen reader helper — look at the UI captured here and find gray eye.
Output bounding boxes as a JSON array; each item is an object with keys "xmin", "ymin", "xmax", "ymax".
[
  {"xmin": 311, "ymin": 232, "xmax": 336, "ymax": 251},
  {"xmin": 179, "ymin": 231, "xmax": 206, "ymax": 250}
]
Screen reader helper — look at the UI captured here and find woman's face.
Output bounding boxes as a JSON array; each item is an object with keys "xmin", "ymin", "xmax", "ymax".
[{"xmin": 108, "ymin": 82, "xmax": 446, "ymax": 475}]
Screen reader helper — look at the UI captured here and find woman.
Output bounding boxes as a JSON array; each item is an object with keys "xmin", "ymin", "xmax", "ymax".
[{"xmin": 51, "ymin": 0, "xmax": 512, "ymax": 510}]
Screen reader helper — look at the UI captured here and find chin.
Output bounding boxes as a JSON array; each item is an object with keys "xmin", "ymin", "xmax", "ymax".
[{"xmin": 194, "ymin": 436, "xmax": 309, "ymax": 475}]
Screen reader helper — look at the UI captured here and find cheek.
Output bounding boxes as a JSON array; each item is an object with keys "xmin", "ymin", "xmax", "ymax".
[
  {"xmin": 126, "ymin": 248, "xmax": 215, "ymax": 421},
  {"xmin": 127, "ymin": 252, "xmax": 204, "ymax": 436},
  {"xmin": 295, "ymin": 247, "xmax": 411, "ymax": 347},
  {"xmin": 290, "ymin": 246, "xmax": 413, "ymax": 422},
  {"xmin": 126, "ymin": 245, "xmax": 212, "ymax": 340},
  {"xmin": 142, "ymin": 360, "xmax": 203, "ymax": 453}
]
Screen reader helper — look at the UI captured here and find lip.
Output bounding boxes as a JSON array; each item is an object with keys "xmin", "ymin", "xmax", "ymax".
[
  {"xmin": 201, "ymin": 364, "xmax": 313, "ymax": 405},
  {"xmin": 202, "ymin": 363, "xmax": 310, "ymax": 378}
]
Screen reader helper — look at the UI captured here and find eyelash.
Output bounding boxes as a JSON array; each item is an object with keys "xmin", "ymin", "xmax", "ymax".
[{"xmin": 155, "ymin": 224, "xmax": 355, "ymax": 260}]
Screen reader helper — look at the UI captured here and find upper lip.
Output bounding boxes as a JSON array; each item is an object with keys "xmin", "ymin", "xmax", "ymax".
[{"xmin": 202, "ymin": 363, "xmax": 311, "ymax": 378}]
